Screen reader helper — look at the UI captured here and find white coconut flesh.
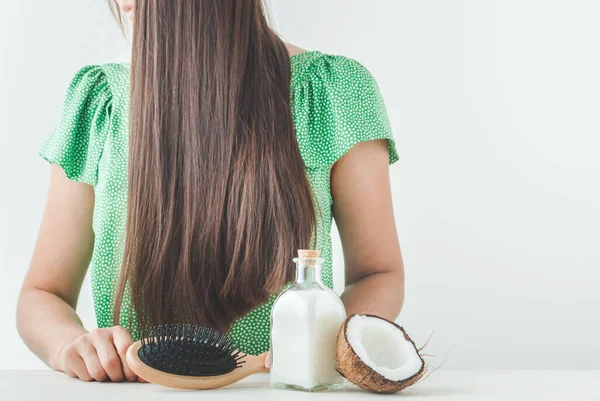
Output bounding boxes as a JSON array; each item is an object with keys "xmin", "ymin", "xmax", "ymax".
[{"xmin": 346, "ymin": 315, "xmax": 422, "ymax": 382}]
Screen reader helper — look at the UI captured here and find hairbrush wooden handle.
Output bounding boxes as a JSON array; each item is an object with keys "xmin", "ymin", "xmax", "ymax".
[{"xmin": 126, "ymin": 340, "xmax": 269, "ymax": 390}]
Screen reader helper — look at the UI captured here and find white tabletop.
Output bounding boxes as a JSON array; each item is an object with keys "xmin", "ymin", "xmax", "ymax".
[{"xmin": 2, "ymin": 370, "xmax": 599, "ymax": 401}]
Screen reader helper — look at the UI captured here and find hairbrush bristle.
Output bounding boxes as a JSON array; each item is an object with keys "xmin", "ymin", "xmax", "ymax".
[{"xmin": 138, "ymin": 324, "xmax": 245, "ymax": 376}]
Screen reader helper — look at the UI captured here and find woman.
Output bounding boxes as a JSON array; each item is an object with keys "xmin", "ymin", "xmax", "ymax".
[{"xmin": 17, "ymin": 0, "xmax": 404, "ymax": 383}]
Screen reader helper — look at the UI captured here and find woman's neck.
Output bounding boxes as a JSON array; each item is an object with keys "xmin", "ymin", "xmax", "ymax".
[{"xmin": 284, "ymin": 42, "xmax": 308, "ymax": 58}]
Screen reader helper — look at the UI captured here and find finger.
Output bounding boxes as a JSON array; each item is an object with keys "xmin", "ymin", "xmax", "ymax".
[
  {"xmin": 70, "ymin": 355, "xmax": 93, "ymax": 382},
  {"xmin": 61, "ymin": 365, "xmax": 77, "ymax": 379},
  {"xmin": 78, "ymin": 340, "xmax": 108, "ymax": 382},
  {"xmin": 265, "ymin": 350, "xmax": 271, "ymax": 370},
  {"xmin": 60, "ymin": 344, "xmax": 92, "ymax": 381},
  {"xmin": 111, "ymin": 326, "xmax": 137, "ymax": 382},
  {"xmin": 137, "ymin": 376, "xmax": 148, "ymax": 383},
  {"xmin": 94, "ymin": 337, "xmax": 125, "ymax": 382}
]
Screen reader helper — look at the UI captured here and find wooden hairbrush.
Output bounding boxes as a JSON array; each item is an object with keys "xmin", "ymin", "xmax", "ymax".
[{"xmin": 126, "ymin": 324, "xmax": 268, "ymax": 390}]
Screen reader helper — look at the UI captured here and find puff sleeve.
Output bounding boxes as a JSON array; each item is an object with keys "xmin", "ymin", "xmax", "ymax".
[
  {"xmin": 291, "ymin": 55, "xmax": 398, "ymax": 169},
  {"xmin": 39, "ymin": 65, "xmax": 112, "ymax": 186}
]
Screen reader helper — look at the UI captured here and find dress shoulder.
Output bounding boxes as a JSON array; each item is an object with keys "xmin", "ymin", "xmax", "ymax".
[
  {"xmin": 291, "ymin": 53, "xmax": 398, "ymax": 169},
  {"xmin": 39, "ymin": 65, "xmax": 113, "ymax": 186}
]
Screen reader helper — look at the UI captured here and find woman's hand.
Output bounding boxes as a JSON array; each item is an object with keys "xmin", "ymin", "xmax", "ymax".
[{"xmin": 56, "ymin": 326, "xmax": 138, "ymax": 382}]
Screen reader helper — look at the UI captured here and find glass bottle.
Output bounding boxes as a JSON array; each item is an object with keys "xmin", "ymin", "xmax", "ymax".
[{"xmin": 270, "ymin": 249, "xmax": 346, "ymax": 391}]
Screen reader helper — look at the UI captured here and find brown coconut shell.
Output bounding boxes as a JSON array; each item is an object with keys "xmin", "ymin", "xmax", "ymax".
[{"xmin": 335, "ymin": 314, "xmax": 426, "ymax": 394}]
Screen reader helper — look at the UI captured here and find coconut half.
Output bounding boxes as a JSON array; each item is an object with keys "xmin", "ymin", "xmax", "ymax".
[{"xmin": 336, "ymin": 314, "xmax": 425, "ymax": 394}]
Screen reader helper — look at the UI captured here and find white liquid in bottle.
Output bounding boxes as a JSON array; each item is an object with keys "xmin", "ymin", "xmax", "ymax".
[{"xmin": 270, "ymin": 250, "xmax": 346, "ymax": 391}]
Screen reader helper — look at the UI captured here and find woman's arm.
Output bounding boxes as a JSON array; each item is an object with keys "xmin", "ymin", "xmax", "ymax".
[
  {"xmin": 331, "ymin": 140, "xmax": 405, "ymax": 321},
  {"xmin": 17, "ymin": 165, "xmax": 137, "ymax": 382}
]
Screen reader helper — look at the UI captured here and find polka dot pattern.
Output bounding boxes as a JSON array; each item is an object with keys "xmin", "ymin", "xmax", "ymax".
[{"xmin": 39, "ymin": 51, "xmax": 398, "ymax": 356}]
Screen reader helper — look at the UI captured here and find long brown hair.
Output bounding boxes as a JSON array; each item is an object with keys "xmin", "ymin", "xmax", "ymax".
[{"xmin": 112, "ymin": 0, "xmax": 316, "ymax": 333}]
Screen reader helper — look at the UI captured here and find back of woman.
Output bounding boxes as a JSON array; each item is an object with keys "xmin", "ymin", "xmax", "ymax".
[{"xmin": 18, "ymin": 0, "xmax": 404, "ymax": 382}]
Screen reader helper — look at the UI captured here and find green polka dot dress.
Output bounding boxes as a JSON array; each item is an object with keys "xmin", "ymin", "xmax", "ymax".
[{"xmin": 39, "ymin": 50, "xmax": 398, "ymax": 355}]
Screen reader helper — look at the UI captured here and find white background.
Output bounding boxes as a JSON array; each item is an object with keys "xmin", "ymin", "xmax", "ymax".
[{"xmin": 0, "ymin": 0, "xmax": 598, "ymax": 370}]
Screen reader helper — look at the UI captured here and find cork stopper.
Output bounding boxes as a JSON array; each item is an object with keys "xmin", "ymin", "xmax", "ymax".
[
  {"xmin": 298, "ymin": 249, "xmax": 320, "ymax": 259},
  {"xmin": 297, "ymin": 249, "xmax": 321, "ymax": 267}
]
